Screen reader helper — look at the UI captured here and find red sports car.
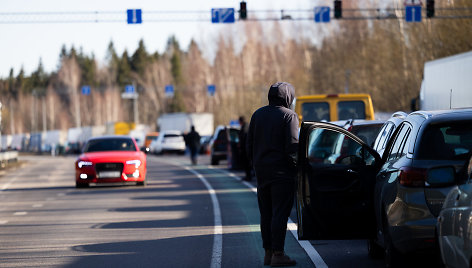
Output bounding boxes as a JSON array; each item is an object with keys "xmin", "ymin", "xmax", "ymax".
[{"xmin": 75, "ymin": 136, "xmax": 147, "ymax": 188}]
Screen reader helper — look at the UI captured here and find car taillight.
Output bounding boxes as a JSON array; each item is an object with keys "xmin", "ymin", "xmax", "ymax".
[{"xmin": 399, "ymin": 167, "xmax": 427, "ymax": 187}]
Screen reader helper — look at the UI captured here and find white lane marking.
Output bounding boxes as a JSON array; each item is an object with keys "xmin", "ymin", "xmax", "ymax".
[
  {"xmin": 0, "ymin": 175, "xmax": 20, "ymax": 191},
  {"xmin": 0, "ymin": 220, "xmax": 8, "ymax": 224},
  {"xmin": 211, "ymin": 166, "xmax": 328, "ymax": 268},
  {"xmin": 33, "ymin": 204, "xmax": 43, "ymax": 208},
  {"xmin": 57, "ymin": 193, "xmax": 65, "ymax": 197},
  {"xmin": 14, "ymin": 212, "xmax": 27, "ymax": 216},
  {"xmin": 180, "ymin": 165, "xmax": 223, "ymax": 268}
]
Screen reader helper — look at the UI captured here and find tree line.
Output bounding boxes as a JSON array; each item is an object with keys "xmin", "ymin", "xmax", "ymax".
[{"xmin": 0, "ymin": 0, "xmax": 471, "ymax": 135}]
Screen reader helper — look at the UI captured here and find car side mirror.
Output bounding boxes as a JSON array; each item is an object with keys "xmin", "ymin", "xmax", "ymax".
[
  {"xmin": 141, "ymin": 147, "xmax": 150, "ymax": 154},
  {"xmin": 426, "ymin": 166, "xmax": 456, "ymax": 187}
]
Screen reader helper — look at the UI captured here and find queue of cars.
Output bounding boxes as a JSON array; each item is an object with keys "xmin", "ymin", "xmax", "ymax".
[
  {"xmin": 297, "ymin": 108, "xmax": 472, "ymax": 267},
  {"xmin": 72, "ymin": 105, "xmax": 472, "ymax": 267}
]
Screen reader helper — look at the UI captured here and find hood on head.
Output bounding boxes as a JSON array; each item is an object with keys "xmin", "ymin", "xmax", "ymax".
[{"xmin": 268, "ymin": 82, "xmax": 295, "ymax": 108}]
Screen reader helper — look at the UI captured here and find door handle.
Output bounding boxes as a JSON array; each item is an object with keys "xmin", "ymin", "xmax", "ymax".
[{"xmin": 347, "ymin": 169, "xmax": 358, "ymax": 174}]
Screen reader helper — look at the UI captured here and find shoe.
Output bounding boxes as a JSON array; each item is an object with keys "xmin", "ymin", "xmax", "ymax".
[
  {"xmin": 264, "ymin": 249, "xmax": 272, "ymax": 266},
  {"xmin": 270, "ymin": 251, "xmax": 296, "ymax": 267}
]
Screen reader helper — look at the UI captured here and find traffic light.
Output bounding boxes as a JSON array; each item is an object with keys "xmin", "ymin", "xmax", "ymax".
[
  {"xmin": 240, "ymin": 1, "xmax": 247, "ymax": 20},
  {"xmin": 334, "ymin": 0, "xmax": 342, "ymax": 19},
  {"xmin": 426, "ymin": 0, "xmax": 435, "ymax": 18}
]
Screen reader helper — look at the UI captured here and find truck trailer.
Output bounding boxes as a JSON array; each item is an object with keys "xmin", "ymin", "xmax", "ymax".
[{"xmin": 419, "ymin": 51, "xmax": 472, "ymax": 110}]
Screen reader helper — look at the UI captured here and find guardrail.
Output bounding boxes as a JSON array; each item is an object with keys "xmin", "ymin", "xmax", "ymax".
[{"xmin": 0, "ymin": 151, "xmax": 19, "ymax": 168}]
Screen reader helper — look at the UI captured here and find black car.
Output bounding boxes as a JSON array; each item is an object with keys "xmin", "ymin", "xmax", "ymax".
[
  {"xmin": 296, "ymin": 109, "xmax": 472, "ymax": 267},
  {"xmin": 209, "ymin": 125, "xmax": 240, "ymax": 165}
]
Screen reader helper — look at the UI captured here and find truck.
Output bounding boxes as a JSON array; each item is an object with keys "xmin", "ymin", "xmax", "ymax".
[
  {"xmin": 157, "ymin": 113, "xmax": 214, "ymax": 136},
  {"xmin": 419, "ymin": 50, "xmax": 472, "ymax": 110}
]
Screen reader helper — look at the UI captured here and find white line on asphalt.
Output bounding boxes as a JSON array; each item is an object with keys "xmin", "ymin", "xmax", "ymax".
[
  {"xmin": 182, "ymin": 166, "xmax": 223, "ymax": 268},
  {"xmin": 211, "ymin": 166, "xmax": 328, "ymax": 268},
  {"xmin": 32, "ymin": 204, "xmax": 43, "ymax": 208},
  {"xmin": 0, "ymin": 220, "xmax": 8, "ymax": 224},
  {"xmin": 13, "ymin": 212, "xmax": 27, "ymax": 216}
]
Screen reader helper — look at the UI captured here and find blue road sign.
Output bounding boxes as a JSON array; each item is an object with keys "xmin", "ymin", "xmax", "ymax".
[
  {"xmin": 81, "ymin": 86, "xmax": 91, "ymax": 95},
  {"xmin": 314, "ymin": 6, "xmax": 330, "ymax": 23},
  {"xmin": 165, "ymin": 85, "xmax": 174, "ymax": 97},
  {"xmin": 207, "ymin": 85, "xmax": 216, "ymax": 96},
  {"xmin": 127, "ymin": 9, "xmax": 142, "ymax": 24},
  {"xmin": 211, "ymin": 8, "xmax": 235, "ymax": 23},
  {"xmin": 125, "ymin": 85, "xmax": 135, "ymax": 93},
  {"xmin": 405, "ymin": 6, "xmax": 422, "ymax": 22}
]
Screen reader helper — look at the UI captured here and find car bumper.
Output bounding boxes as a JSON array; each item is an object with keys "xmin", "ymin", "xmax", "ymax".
[{"xmin": 76, "ymin": 167, "xmax": 146, "ymax": 183}]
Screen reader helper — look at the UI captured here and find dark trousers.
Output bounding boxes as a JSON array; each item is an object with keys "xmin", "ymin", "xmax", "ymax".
[{"xmin": 257, "ymin": 180, "xmax": 295, "ymax": 251}]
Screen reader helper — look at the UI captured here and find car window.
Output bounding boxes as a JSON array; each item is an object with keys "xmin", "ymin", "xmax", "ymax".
[
  {"xmin": 373, "ymin": 122, "xmax": 394, "ymax": 152},
  {"xmin": 351, "ymin": 124, "xmax": 382, "ymax": 147},
  {"xmin": 84, "ymin": 138, "xmax": 136, "ymax": 152},
  {"xmin": 417, "ymin": 121, "xmax": 472, "ymax": 160},
  {"xmin": 302, "ymin": 102, "xmax": 329, "ymax": 122},
  {"xmin": 308, "ymin": 128, "xmax": 376, "ymax": 166},
  {"xmin": 229, "ymin": 129, "xmax": 240, "ymax": 143},
  {"xmin": 387, "ymin": 124, "xmax": 411, "ymax": 161},
  {"xmin": 337, "ymin": 101, "xmax": 366, "ymax": 120}
]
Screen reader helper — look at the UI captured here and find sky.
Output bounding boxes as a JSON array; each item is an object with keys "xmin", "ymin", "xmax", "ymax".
[{"xmin": 0, "ymin": 0, "xmax": 325, "ymax": 78}]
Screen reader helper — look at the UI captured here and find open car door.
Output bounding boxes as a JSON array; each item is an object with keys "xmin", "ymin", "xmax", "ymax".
[{"xmin": 296, "ymin": 122, "xmax": 382, "ymax": 240}]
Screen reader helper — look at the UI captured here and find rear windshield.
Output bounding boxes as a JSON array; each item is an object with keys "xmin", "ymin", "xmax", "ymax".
[
  {"xmin": 302, "ymin": 102, "xmax": 330, "ymax": 122},
  {"xmin": 84, "ymin": 138, "xmax": 136, "ymax": 152},
  {"xmin": 164, "ymin": 134, "xmax": 181, "ymax": 138},
  {"xmin": 417, "ymin": 121, "xmax": 472, "ymax": 160},
  {"xmin": 337, "ymin": 101, "xmax": 366, "ymax": 120},
  {"xmin": 351, "ymin": 124, "xmax": 383, "ymax": 147}
]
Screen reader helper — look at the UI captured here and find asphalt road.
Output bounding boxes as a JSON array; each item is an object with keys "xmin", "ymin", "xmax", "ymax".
[{"xmin": 0, "ymin": 154, "xmax": 393, "ymax": 268}]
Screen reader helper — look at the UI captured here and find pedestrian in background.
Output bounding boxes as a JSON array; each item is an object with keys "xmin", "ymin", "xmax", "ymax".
[
  {"xmin": 247, "ymin": 82, "xmax": 299, "ymax": 267},
  {"xmin": 238, "ymin": 116, "xmax": 252, "ymax": 181},
  {"xmin": 185, "ymin": 125, "xmax": 201, "ymax": 165}
]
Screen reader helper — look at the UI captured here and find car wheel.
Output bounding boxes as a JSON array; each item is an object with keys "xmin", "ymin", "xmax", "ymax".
[
  {"xmin": 75, "ymin": 182, "xmax": 89, "ymax": 188},
  {"xmin": 136, "ymin": 180, "xmax": 146, "ymax": 186},
  {"xmin": 367, "ymin": 238, "xmax": 384, "ymax": 259},
  {"xmin": 211, "ymin": 157, "xmax": 218, "ymax": 165}
]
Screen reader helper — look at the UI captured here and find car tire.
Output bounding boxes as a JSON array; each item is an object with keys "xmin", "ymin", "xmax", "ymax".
[
  {"xmin": 367, "ymin": 238, "xmax": 384, "ymax": 259},
  {"xmin": 136, "ymin": 180, "xmax": 146, "ymax": 186},
  {"xmin": 75, "ymin": 182, "xmax": 89, "ymax": 188},
  {"xmin": 211, "ymin": 157, "xmax": 218, "ymax": 165}
]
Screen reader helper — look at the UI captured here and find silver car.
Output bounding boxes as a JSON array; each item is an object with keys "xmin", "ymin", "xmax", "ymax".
[{"xmin": 438, "ymin": 156, "xmax": 472, "ymax": 268}]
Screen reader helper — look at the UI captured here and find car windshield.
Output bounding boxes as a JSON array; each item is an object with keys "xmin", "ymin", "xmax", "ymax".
[
  {"xmin": 83, "ymin": 138, "xmax": 136, "ymax": 152},
  {"xmin": 417, "ymin": 121, "xmax": 472, "ymax": 160}
]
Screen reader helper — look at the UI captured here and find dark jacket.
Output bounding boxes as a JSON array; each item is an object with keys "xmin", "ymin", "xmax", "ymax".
[{"xmin": 246, "ymin": 82, "xmax": 299, "ymax": 188}]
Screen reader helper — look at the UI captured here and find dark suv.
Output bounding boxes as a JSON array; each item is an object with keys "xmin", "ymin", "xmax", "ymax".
[
  {"xmin": 209, "ymin": 125, "xmax": 240, "ymax": 165},
  {"xmin": 296, "ymin": 109, "xmax": 472, "ymax": 267}
]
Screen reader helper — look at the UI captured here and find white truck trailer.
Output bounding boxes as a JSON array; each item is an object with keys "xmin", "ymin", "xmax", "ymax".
[
  {"xmin": 157, "ymin": 113, "xmax": 214, "ymax": 136},
  {"xmin": 419, "ymin": 50, "xmax": 472, "ymax": 110}
]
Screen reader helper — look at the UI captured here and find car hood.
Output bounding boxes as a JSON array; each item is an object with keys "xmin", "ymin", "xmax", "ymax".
[{"xmin": 78, "ymin": 151, "xmax": 144, "ymax": 162}]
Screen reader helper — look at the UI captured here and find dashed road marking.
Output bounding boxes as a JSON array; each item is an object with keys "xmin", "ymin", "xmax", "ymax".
[
  {"xmin": 14, "ymin": 212, "xmax": 27, "ymax": 216},
  {"xmin": 33, "ymin": 204, "xmax": 43, "ymax": 208},
  {"xmin": 0, "ymin": 220, "xmax": 8, "ymax": 224}
]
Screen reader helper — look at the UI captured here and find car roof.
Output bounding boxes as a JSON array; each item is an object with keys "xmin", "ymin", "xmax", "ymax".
[
  {"xmin": 330, "ymin": 119, "xmax": 385, "ymax": 129},
  {"xmin": 409, "ymin": 108, "xmax": 472, "ymax": 122},
  {"xmin": 88, "ymin": 135, "xmax": 133, "ymax": 141}
]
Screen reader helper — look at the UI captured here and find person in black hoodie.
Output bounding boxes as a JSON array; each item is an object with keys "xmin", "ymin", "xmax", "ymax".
[{"xmin": 247, "ymin": 82, "xmax": 298, "ymax": 267}]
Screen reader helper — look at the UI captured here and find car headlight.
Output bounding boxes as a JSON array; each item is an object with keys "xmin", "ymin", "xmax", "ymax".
[
  {"xmin": 78, "ymin": 161, "xmax": 93, "ymax": 168},
  {"xmin": 126, "ymin": 160, "xmax": 141, "ymax": 168}
]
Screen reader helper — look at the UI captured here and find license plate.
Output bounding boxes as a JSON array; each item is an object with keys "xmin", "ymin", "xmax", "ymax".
[{"xmin": 99, "ymin": 171, "xmax": 121, "ymax": 178}]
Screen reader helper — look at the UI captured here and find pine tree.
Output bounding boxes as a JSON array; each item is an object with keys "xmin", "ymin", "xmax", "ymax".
[
  {"xmin": 131, "ymin": 39, "xmax": 149, "ymax": 76},
  {"xmin": 117, "ymin": 50, "xmax": 132, "ymax": 86}
]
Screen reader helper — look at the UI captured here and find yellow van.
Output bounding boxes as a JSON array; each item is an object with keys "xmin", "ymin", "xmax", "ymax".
[{"xmin": 293, "ymin": 93, "xmax": 375, "ymax": 123}]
